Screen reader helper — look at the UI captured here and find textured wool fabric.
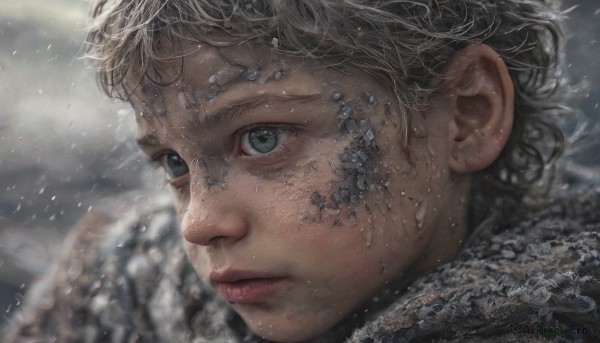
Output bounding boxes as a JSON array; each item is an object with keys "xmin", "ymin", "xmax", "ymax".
[{"xmin": 3, "ymin": 187, "xmax": 600, "ymax": 343}]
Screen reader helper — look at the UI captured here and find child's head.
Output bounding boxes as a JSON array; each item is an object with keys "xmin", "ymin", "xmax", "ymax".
[{"xmin": 86, "ymin": 1, "xmax": 566, "ymax": 341}]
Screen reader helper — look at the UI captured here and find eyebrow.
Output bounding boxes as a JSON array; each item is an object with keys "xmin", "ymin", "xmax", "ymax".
[{"xmin": 136, "ymin": 92, "xmax": 319, "ymax": 148}]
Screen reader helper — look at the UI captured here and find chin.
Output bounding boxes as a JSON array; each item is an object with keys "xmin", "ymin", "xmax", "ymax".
[
  {"xmin": 241, "ymin": 313, "xmax": 331, "ymax": 343},
  {"xmin": 251, "ymin": 328, "xmax": 320, "ymax": 343}
]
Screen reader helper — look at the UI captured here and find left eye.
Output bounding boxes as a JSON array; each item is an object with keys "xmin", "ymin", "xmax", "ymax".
[
  {"xmin": 160, "ymin": 152, "xmax": 189, "ymax": 178},
  {"xmin": 240, "ymin": 127, "xmax": 286, "ymax": 156}
]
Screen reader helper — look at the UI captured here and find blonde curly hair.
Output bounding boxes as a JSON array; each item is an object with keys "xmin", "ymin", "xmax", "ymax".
[{"xmin": 85, "ymin": 0, "xmax": 568, "ymax": 221}]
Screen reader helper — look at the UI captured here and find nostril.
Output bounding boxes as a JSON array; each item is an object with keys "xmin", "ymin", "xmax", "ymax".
[{"xmin": 209, "ymin": 236, "xmax": 226, "ymax": 243}]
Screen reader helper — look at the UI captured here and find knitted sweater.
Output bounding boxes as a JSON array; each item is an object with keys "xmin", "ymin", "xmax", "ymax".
[{"xmin": 4, "ymin": 187, "xmax": 600, "ymax": 342}]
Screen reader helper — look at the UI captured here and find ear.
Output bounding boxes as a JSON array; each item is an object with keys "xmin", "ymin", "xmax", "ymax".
[{"xmin": 441, "ymin": 44, "xmax": 514, "ymax": 174}]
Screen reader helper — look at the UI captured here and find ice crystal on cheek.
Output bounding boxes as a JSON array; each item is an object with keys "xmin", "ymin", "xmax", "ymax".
[
  {"xmin": 311, "ymin": 91, "xmax": 389, "ymax": 217},
  {"xmin": 331, "ymin": 123, "xmax": 384, "ymax": 209},
  {"xmin": 310, "ymin": 191, "xmax": 327, "ymax": 218}
]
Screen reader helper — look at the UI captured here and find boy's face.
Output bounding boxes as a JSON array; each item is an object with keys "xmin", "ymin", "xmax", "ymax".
[{"xmin": 131, "ymin": 43, "xmax": 468, "ymax": 342}]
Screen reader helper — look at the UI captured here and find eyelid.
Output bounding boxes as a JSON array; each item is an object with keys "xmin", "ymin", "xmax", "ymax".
[
  {"xmin": 147, "ymin": 149, "xmax": 173, "ymax": 166},
  {"xmin": 236, "ymin": 123, "xmax": 293, "ymax": 135}
]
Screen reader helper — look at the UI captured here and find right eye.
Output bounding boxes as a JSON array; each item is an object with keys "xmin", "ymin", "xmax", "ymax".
[{"xmin": 159, "ymin": 152, "xmax": 189, "ymax": 179}]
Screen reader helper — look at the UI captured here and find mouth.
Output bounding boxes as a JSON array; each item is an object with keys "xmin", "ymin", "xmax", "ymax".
[{"xmin": 210, "ymin": 270, "xmax": 286, "ymax": 303}]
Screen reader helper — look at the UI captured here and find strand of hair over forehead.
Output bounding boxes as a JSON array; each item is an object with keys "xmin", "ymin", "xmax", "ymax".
[
  {"xmin": 86, "ymin": 0, "xmax": 563, "ymax": 99},
  {"xmin": 86, "ymin": 0, "xmax": 569, "ymax": 211}
]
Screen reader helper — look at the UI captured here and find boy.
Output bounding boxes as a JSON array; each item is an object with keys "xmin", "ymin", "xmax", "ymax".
[{"xmin": 5, "ymin": 0, "xmax": 599, "ymax": 342}]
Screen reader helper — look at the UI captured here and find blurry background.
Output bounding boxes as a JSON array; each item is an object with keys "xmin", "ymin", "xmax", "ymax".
[
  {"xmin": 0, "ymin": 0, "xmax": 163, "ymax": 331},
  {"xmin": 0, "ymin": 0, "xmax": 599, "ymax": 333}
]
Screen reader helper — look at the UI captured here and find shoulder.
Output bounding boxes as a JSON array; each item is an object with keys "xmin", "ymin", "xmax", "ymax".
[
  {"xmin": 4, "ymin": 191, "xmax": 254, "ymax": 343},
  {"xmin": 350, "ymin": 186, "xmax": 600, "ymax": 342}
]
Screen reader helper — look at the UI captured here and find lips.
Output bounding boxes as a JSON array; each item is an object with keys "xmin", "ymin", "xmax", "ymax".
[{"xmin": 210, "ymin": 270, "xmax": 285, "ymax": 303}]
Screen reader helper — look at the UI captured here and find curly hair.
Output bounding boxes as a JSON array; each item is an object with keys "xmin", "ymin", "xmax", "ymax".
[{"xmin": 85, "ymin": 0, "xmax": 568, "ymax": 221}]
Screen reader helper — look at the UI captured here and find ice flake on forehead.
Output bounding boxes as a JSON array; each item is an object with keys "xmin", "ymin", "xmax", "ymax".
[
  {"xmin": 271, "ymin": 60, "xmax": 289, "ymax": 81},
  {"xmin": 198, "ymin": 46, "xmax": 288, "ymax": 99},
  {"xmin": 362, "ymin": 91, "xmax": 376, "ymax": 107},
  {"xmin": 205, "ymin": 64, "xmax": 246, "ymax": 99},
  {"xmin": 217, "ymin": 44, "xmax": 291, "ymax": 83}
]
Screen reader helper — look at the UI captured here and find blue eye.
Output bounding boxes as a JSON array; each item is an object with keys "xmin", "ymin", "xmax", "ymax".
[
  {"xmin": 241, "ymin": 127, "xmax": 285, "ymax": 155},
  {"xmin": 161, "ymin": 153, "xmax": 189, "ymax": 178}
]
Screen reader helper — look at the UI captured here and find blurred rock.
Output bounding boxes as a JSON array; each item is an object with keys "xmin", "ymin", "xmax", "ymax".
[{"xmin": 0, "ymin": 0, "xmax": 163, "ymax": 329}]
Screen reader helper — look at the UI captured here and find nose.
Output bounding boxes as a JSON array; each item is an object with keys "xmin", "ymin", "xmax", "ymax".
[{"xmin": 181, "ymin": 192, "xmax": 249, "ymax": 246}]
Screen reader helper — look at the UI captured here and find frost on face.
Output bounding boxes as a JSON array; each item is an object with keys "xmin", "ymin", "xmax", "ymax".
[
  {"xmin": 241, "ymin": 67, "xmax": 261, "ymax": 81},
  {"xmin": 314, "ymin": 91, "xmax": 389, "ymax": 218},
  {"xmin": 205, "ymin": 60, "xmax": 287, "ymax": 100}
]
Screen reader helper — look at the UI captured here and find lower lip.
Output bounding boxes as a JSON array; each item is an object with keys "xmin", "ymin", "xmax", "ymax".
[{"xmin": 216, "ymin": 278, "xmax": 283, "ymax": 303}]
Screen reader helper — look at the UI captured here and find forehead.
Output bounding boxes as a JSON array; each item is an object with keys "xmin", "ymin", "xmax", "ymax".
[
  {"xmin": 130, "ymin": 42, "xmax": 323, "ymax": 101},
  {"xmin": 128, "ymin": 42, "xmax": 386, "ymax": 143},
  {"xmin": 129, "ymin": 42, "xmax": 331, "ymax": 118}
]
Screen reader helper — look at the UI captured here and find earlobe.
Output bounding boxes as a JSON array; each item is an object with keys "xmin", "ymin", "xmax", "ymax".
[{"xmin": 443, "ymin": 44, "xmax": 514, "ymax": 174}]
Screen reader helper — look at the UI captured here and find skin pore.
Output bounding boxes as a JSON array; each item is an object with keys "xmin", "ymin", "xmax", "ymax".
[{"xmin": 129, "ymin": 41, "xmax": 512, "ymax": 342}]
